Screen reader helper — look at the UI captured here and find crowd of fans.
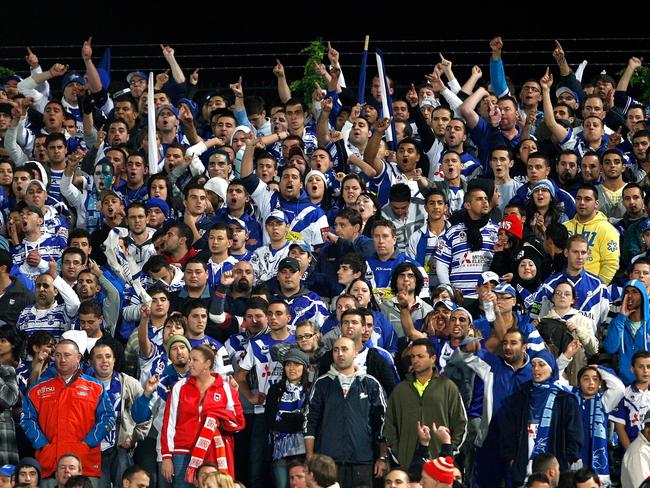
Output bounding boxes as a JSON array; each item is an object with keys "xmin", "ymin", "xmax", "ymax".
[{"xmin": 0, "ymin": 34, "xmax": 649, "ymax": 488}]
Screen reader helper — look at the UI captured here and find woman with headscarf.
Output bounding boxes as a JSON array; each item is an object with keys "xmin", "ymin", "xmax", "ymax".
[
  {"xmin": 499, "ymin": 350, "xmax": 583, "ymax": 487},
  {"xmin": 510, "ymin": 242, "xmax": 545, "ymax": 309}
]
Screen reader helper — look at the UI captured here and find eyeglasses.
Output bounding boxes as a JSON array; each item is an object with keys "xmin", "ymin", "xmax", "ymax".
[
  {"xmin": 296, "ymin": 333, "xmax": 316, "ymax": 341},
  {"xmin": 553, "ymin": 290, "xmax": 572, "ymax": 297}
]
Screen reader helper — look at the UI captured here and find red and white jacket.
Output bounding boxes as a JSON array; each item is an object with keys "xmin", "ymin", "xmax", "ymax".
[{"xmin": 161, "ymin": 373, "xmax": 245, "ymax": 458}]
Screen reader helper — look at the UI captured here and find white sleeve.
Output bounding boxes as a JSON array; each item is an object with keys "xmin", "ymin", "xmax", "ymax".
[
  {"xmin": 30, "ymin": 66, "xmax": 50, "ymax": 98},
  {"xmin": 440, "ymin": 88, "xmax": 464, "ymax": 119},
  {"xmin": 60, "ymin": 174, "xmax": 83, "ymax": 207},
  {"xmin": 17, "ymin": 77, "xmax": 47, "ymax": 113},
  {"xmin": 599, "ymin": 367, "xmax": 626, "ymax": 413},
  {"xmin": 249, "ymin": 179, "xmax": 274, "ymax": 223},
  {"xmin": 53, "ymin": 275, "xmax": 81, "ymax": 320},
  {"xmin": 3, "ymin": 125, "xmax": 28, "ymax": 166}
]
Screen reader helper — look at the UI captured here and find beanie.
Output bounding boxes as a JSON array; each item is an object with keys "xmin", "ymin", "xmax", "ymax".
[{"xmin": 422, "ymin": 457, "xmax": 455, "ymax": 484}]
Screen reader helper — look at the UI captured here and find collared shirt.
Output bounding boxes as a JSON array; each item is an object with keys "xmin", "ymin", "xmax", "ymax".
[{"xmin": 413, "ymin": 378, "xmax": 431, "ymax": 397}]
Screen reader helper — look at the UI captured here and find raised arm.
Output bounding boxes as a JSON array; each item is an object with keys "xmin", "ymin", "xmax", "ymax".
[
  {"xmin": 553, "ymin": 40, "xmax": 572, "ymax": 77},
  {"xmin": 617, "ymin": 56, "xmax": 643, "ymax": 92},
  {"xmin": 461, "ymin": 66, "xmax": 483, "ymax": 96},
  {"xmin": 81, "ymin": 37, "xmax": 102, "ymax": 93},
  {"xmin": 316, "ymin": 97, "xmax": 333, "ymax": 147},
  {"xmin": 489, "ymin": 37, "xmax": 509, "ymax": 98},
  {"xmin": 363, "ymin": 117, "xmax": 391, "ymax": 176},
  {"xmin": 459, "ymin": 86, "xmax": 488, "ymax": 129},
  {"xmin": 397, "ymin": 293, "xmax": 427, "ymax": 340},
  {"xmin": 540, "ymin": 68, "xmax": 569, "ymax": 143},
  {"xmin": 273, "ymin": 59, "xmax": 291, "ymax": 103},
  {"xmin": 161, "ymin": 44, "xmax": 186, "ymax": 84},
  {"xmin": 439, "ymin": 54, "xmax": 460, "ymax": 94}
]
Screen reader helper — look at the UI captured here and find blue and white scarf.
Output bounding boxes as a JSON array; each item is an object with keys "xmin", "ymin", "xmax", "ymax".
[
  {"xmin": 271, "ymin": 382, "xmax": 306, "ymax": 461},
  {"xmin": 575, "ymin": 391, "xmax": 609, "ymax": 479},
  {"xmin": 104, "ymin": 372, "xmax": 122, "ymax": 448},
  {"xmin": 530, "ymin": 382, "xmax": 558, "ymax": 459}
]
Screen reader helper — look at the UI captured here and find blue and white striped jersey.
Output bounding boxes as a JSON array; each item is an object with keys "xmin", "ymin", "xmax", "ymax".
[
  {"xmin": 435, "ymin": 221, "xmax": 499, "ymax": 298},
  {"xmin": 529, "ymin": 269, "xmax": 611, "ymax": 328}
]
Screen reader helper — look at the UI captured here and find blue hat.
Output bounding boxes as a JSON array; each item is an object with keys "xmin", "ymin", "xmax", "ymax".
[
  {"xmin": 156, "ymin": 104, "xmax": 179, "ymax": 119},
  {"xmin": 454, "ymin": 307, "xmax": 474, "ymax": 323},
  {"xmin": 146, "ymin": 198, "xmax": 170, "ymax": 218},
  {"xmin": 494, "ymin": 282, "xmax": 517, "ymax": 298},
  {"xmin": 641, "ymin": 218, "xmax": 650, "ymax": 234},
  {"xmin": 61, "ymin": 71, "xmax": 85, "ymax": 90},
  {"xmin": 177, "ymin": 98, "xmax": 199, "ymax": 119},
  {"xmin": 0, "ymin": 465, "xmax": 15, "ymax": 477},
  {"xmin": 266, "ymin": 210, "xmax": 288, "ymax": 224},
  {"xmin": 290, "ymin": 240, "xmax": 314, "ymax": 255},
  {"xmin": 531, "ymin": 350, "xmax": 559, "ymax": 381},
  {"xmin": 433, "ymin": 299, "xmax": 456, "ymax": 311},
  {"xmin": 126, "ymin": 71, "xmax": 147, "ymax": 84},
  {"xmin": 531, "ymin": 179, "xmax": 556, "ymax": 200},
  {"xmin": 227, "ymin": 217, "xmax": 248, "ymax": 233},
  {"xmin": 3, "ymin": 74, "xmax": 22, "ymax": 84}
]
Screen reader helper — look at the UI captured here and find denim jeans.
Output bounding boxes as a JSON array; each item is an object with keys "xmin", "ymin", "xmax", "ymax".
[{"xmin": 171, "ymin": 454, "xmax": 193, "ymax": 488}]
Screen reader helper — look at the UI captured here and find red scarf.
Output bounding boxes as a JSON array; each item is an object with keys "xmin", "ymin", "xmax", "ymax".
[{"xmin": 184, "ymin": 416, "xmax": 229, "ymax": 483}]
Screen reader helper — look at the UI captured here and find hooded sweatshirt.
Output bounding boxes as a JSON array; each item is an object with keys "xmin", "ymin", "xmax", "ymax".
[
  {"xmin": 603, "ymin": 279, "xmax": 650, "ymax": 385},
  {"xmin": 563, "ymin": 211, "xmax": 620, "ymax": 284}
]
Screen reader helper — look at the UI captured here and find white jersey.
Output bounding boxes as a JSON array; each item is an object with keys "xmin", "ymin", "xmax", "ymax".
[{"xmin": 250, "ymin": 242, "xmax": 291, "ymax": 284}]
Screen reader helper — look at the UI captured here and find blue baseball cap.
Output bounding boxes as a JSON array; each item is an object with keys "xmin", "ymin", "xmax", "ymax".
[
  {"xmin": 177, "ymin": 98, "xmax": 199, "ymax": 119},
  {"xmin": 290, "ymin": 240, "xmax": 314, "ymax": 255},
  {"xmin": 433, "ymin": 299, "xmax": 457, "ymax": 311},
  {"xmin": 126, "ymin": 71, "xmax": 147, "ymax": 84},
  {"xmin": 266, "ymin": 210, "xmax": 288, "ymax": 224},
  {"xmin": 494, "ymin": 282, "xmax": 517, "ymax": 298},
  {"xmin": 0, "ymin": 465, "xmax": 15, "ymax": 477},
  {"xmin": 61, "ymin": 71, "xmax": 85, "ymax": 90}
]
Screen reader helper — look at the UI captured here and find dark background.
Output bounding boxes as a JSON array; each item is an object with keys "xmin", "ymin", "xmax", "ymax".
[{"xmin": 3, "ymin": 9, "xmax": 649, "ymax": 100}]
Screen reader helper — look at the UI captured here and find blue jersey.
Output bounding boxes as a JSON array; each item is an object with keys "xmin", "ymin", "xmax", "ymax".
[
  {"xmin": 279, "ymin": 290, "xmax": 330, "ymax": 330},
  {"xmin": 365, "ymin": 252, "xmax": 425, "ymax": 300},
  {"xmin": 529, "ymin": 269, "xmax": 610, "ymax": 327},
  {"xmin": 207, "ymin": 256, "xmax": 238, "ymax": 291},
  {"xmin": 367, "ymin": 160, "xmax": 422, "ymax": 207},
  {"xmin": 17, "ymin": 303, "xmax": 75, "ymax": 337},
  {"xmin": 211, "ymin": 208, "xmax": 263, "ymax": 251},
  {"xmin": 435, "ymin": 221, "xmax": 499, "ymax": 299},
  {"xmin": 114, "ymin": 181, "xmax": 148, "ymax": 206},
  {"xmin": 11, "ymin": 234, "xmax": 68, "ymax": 282},
  {"xmin": 473, "ymin": 312, "xmax": 546, "ymax": 352}
]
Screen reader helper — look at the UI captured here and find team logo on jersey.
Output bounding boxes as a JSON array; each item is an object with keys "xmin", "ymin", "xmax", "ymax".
[
  {"xmin": 458, "ymin": 231, "xmax": 466, "ymax": 242},
  {"xmin": 214, "ymin": 393, "xmax": 222, "ymax": 401}
]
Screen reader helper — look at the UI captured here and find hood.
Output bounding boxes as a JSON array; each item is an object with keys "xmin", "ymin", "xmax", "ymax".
[
  {"xmin": 530, "ymin": 349, "xmax": 559, "ymax": 383},
  {"xmin": 566, "ymin": 210, "xmax": 609, "ymax": 235},
  {"xmin": 43, "ymin": 205, "xmax": 58, "ymax": 221},
  {"xmin": 171, "ymin": 264, "xmax": 185, "ymax": 286},
  {"xmin": 326, "ymin": 362, "xmax": 367, "ymax": 380},
  {"xmin": 624, "ymin": 279, "xmax": 650, "ymax": 324}
]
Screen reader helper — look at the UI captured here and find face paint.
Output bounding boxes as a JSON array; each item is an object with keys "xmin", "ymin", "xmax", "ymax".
[{"xmin": 100, "ymin": 163, "xmax": 114, "ymax": 190}]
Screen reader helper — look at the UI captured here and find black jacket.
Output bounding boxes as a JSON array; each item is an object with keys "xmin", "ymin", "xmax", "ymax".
[
  {"xmin": 317, "ymin": 347, "xmax": 395, "ymax": 395},
  {"xmin": 0, "ymin": 276, "xmax": 35, "ymax": 328},
  {"xmin": 499, "ymin": 381, "xmax": 583, "ymax": 486},
  {"xmin": 304, "ymin": 366, "xmax": 386, "ymax": 465}
]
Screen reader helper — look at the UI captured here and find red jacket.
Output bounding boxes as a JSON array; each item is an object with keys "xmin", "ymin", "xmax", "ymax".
[
  {"xmin": 21, "ymin": 368, "xmax": 115, "ymax": 478},
  {"xmin": 161, "ymin": 373, "xmax": 245, "ymax": 461}
]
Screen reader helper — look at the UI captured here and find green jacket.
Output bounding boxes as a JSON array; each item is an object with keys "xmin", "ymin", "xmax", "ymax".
[{"xmin": 384, "ymin": 372, "xmax": 467, "ymax": 467}]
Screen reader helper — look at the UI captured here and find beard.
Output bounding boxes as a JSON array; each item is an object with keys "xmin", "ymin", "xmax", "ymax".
[{"xmin": 234, "ymin": 278, "xmax": 251, "ymax": 293}]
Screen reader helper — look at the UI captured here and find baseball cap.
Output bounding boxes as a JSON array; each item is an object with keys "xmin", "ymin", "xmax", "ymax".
[
  {"xmin": 555, "ymin": 86, "xmax": 579, "ymax": 100},
  {"xmin": 227, "ymin": 217, "xmax": 248, "ymax": 233},
  {"xmin": 62, "ymin": 71, "xmax": 85, "ymax": 90},
  {"xmin": 100, "ymin": 189, "xmax": 122, "ymax": 202},
  {"xmin": 289, "ymin": 241, "xmax": 314, "ymax": 255},
  {"xmin": 494, "ymin": 283, "xmax": 517, "ymax": 298},
  {"xmin": 278, "ymin": 257, "xmax": 301, "ymax": 273},
  {"xmin": 126, "ymin": 71, "xmax": 147, "ymax": 84},
  {"xmin": 478, "ymin": 271, "xmax": 500, "ymax": 286},
  {"xmin": 420, "ymin": 96, "xmax": 437, "ymax": 109},
  {"xmin": 26, "ymin": 179, "xmax": 47, "ymax": 192},
  {"xmin": 433, "ymin": 299, "xmax": 457, "ymax": 311},
  {"xmin": 156, "ymin": 104, "xmax": 179, "ymax": 119},
  {"xmin": 266, "ymin": 210, "xmax": 288, "ymax": 224},
  {"xmin": 0, "ymin": 465, "xmax": 15, "ymax": 477},
  {"xmin": 287, "ymin": 146, "xmax": 306, "ymax": 162},
  {"xmin": 16, "ymin": 201, "xmax": 44, "ymax": 219}
]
